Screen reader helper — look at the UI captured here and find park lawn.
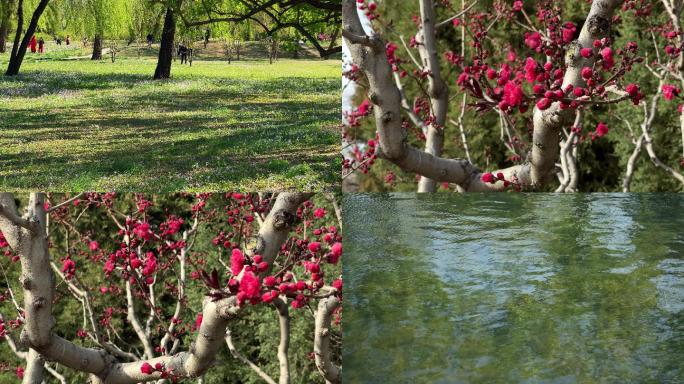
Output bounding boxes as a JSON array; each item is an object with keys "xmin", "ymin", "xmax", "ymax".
[{"xmin": 0, "ymin": 54, "xmax": 340, "ymax": 192}]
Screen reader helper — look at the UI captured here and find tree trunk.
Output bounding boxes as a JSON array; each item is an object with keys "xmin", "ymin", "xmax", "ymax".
[
  {"xmin": 0, "ymin": 0, "xmax": 14, "ymax": 54},
  {"xmin": 0, "ymin": 19, "xmax": 8, "ymax": 54},
  {"xmin": 91, "ymin": 34, "xmax": 102, "ymax": 60},
  {"xmin": 153, "ymin": 6, "xmax": 176, "ymax": 80},
  {"xmin": 6, "ymin": 0, "xmax": 50, "ymax": 76}
]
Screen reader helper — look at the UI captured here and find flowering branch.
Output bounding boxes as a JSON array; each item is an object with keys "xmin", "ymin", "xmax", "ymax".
[
  {"xmin": 344, "ymin": 0, "xmax": 635, "ymax": 191},
  {"xmin": 0, "ymin": 192, "xmax": 341, "ymax": 383}
]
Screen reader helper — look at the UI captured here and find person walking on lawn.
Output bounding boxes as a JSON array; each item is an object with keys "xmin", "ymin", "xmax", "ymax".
[
  {"xmin": 38, "ymin": 38, "xmax": 45, "ymax": 53},
  {"xmin": 30, "ymin": 35, "xmax": 37, "ymax": 53}
]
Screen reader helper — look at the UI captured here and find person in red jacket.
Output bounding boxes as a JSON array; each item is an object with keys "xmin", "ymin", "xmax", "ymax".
[{"xmin": 30, "ymin": 35, "xmax": 37, "ymax": 53}]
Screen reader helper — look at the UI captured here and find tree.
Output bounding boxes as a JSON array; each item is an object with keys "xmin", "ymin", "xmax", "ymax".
[
  {"xmin": 0, "ymin": 0, "xmax": 17, "ymax": 53},
  {"xmin": 153, "ymin": 0, "xmax": 181, "ymax": 79},
  {"xmin": 0, "ymin": 192, "xmax": 342, "ymax": 383},
  {"xmin": 62, "ymin": 0, "xmax": 131, "ymax": 60},
  {"xmin": 342, "ymin": 0, "xmax": 684, "ymax": 192},
  {"xmin": 151, "ymin": 0, "xmax": 342, "ymax": 79},
  {"xmin": 5, "ymin": 0, "xmax": 51, "ymax": 76}
]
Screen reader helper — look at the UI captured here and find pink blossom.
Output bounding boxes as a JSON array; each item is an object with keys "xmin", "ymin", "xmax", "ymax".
[
  {"xmin": 663, "ymin": 84, "xmax": 681, "ymax": 101},
  {"xmin": 481, "ymin": 173, "xmax": 496, "ymax": 184},
  {"xmin": 16, "ymin": 367, "xmax": 24, "ymax": 379},
  {"xmin": 89, "ymin": 241, "xmax": 99, "ymax": 251},
  {"xmin": 140, "ymin": 362, "xmax": 154, "ymax": 375},
  {"xmin": 291, "ymin": 295, "xmax": 306, "ymax": 309},
  {"xmin": 562, "ymin": 22, "xmax": 576, "ymax": 44},
  {"xmin": 239, "ymin": 271, "xmax": 261, "ymax": 300},
  {"xmin": 456, "ymin": 72, "xmax": 469, "ymax": 86},
  {"xmin": 506, "ymin": 50, "xmax": 517, "ymax": 62},
  {"xmin": 231, "ymin": 248, "xmax": 245, "ymax": 276},
  {"xmin": 512, "ymin": 1, "xmax": 523, "ymax": 11},
  {"xmin": 305, "ymin": 261, "xmax": 321, "ymax": 274},
  {"xmin": 536, "ymin": 97, "xmax": 552, "ymax": 110},
  {"xmin": 308, "ymin": 242, "xmax": 321, "ymax": 253},
  {"xmin": 133, "ymin": 222, "xmax": 152, "ymax": 241},
  {"xmin": 524, "ymin": 32, "xmax": 542, "ymax": 51},
  {"xmin": 262, "ymin": 290, "xmax": 277, "ymax": 303},
  {"xmin": 524, "ymin": 57, "xmax": 538, "ymax": 83},
  {"xmin": 580, "ymin": 48, "xmax": 593, "ymax": 58},
  {"xmin": 332, "ymin": 279, "xmax": 343, "ymax": 291},
  {"xmin": 581, "ymin": 67, "xmax": 593, "ymax": 80},
  {"xmin": 62, "ymin": 257, "xmax": 76, "ymax": 279},
  {"xmin": 142, "ymin": 252, "xmax": 157, "ymax": 276},
  {"xmin": 130, "ymin": 257, "xmax": 142, "ymax": 269},
  {"xmin": 357, "ymin": 99, "xmax": 371, "ymax": 115},
  {"xmin": 263, "ymin": 276, "xmax": 276, "ymax": 286},
  {"xmin": 626, "ymin": 83, "xmax": 639, "ymax": 97},
  {"xmin": 595, "ymin": 122, "xmax": 609, "ymax": 137},
  {"xmin": 313, "ymin": 208, "xmax": 326, "ymax": 218},
  {"xmin": 503, "ymin": 81, "xmax": 524, "ymax": 107},
  {"xmin": 331, "ymin": 242, "xmax": 342, "ymax": 258},
  {"xmin": 103, "ymin": 259, "xmax": 115, "ymax": 276},
  {"xmin": 195, "ymin": 313, "xmax": 203, "ymax": 329},
  {"xmin": 626, "ymin": 83, "xmax": 643, "ymax": 105},
  {"xmin": 600, "ymin": 47, "xmax": 614, "ymax": 69}
]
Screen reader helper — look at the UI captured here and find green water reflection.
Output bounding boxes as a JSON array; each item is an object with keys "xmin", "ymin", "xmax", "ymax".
[{"xmin": 343, "ymin": 194, "xmax": 684, "ymax": 384}]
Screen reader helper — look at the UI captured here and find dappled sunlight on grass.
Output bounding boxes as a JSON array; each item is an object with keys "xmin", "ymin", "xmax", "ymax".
[{"xmin": 0, "ymin": 57, "xmax": 340, "ymax": 192}]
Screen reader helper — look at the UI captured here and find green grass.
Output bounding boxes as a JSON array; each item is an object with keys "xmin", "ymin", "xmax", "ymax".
[{"xmin": 0, "ymin": 49, "xmax": 340, "ymax": 192}]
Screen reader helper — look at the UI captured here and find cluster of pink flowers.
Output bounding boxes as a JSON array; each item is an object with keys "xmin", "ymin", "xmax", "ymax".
[
  {"xmin": 663, "ymin": 84, "xmax": 681, "ymax": 101},
  {"xmin": 61, "ymin": 256, "xmax": 76, "ymax": 279},
  {"xmin": 0, "ymin": 231, "xmax": 9, "ymax": 250},
  {"xmin": 356, "ymin": 0, "xmax": 379, "ymax": 21},
  {"xmin": 140, "ymin": 362, "xmax": 177, "ymax": 381},
  {"xmin": 481, "ymin": 172, "xmax": 515, "ymax": 188}
]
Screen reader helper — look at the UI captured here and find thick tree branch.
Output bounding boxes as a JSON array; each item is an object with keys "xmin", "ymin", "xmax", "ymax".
[
  {"xmin": 416, "ymin": 0, "xmax": 449, "ymax": 192},
  {"xmin": 313, "ymin": 296, "xmax": 340, "ymax": 384},
  {"xmin": 125, "ymin": 281, "xmax": 155, "ymax": 360},
  {"xmin": 273, "ymin": 298, "xmax": 290, "ymax": 384},
  {"xmin": 22, "ymin": 349, "xmax": 45, "ymax": 384},
  {"xmin": 251, "ymin": 193, "xmax": 313, "ymax": 266}
]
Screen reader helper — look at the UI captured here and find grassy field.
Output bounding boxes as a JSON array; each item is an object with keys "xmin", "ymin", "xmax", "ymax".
[{"xmin": 0, "ymin": 44, "xmax": 340, "ymax": 192}]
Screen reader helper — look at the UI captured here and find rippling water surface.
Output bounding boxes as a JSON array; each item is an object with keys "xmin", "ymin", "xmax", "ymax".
[{"xmin": 343, "ymin": 194, "xmax": 684, "ymax": 384}]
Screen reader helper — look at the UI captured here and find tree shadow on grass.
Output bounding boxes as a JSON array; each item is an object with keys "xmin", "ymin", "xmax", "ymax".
[
  {"xmin": 0, "ymin": 125, "xmax": 338, "ymax": 192},
  {"xmin": 0, "ymin": 69, "xmax": 338, "ymax": 99},
  {"xmin": 0, "ymin": 74, "xmax": 339, "ymax": 191},
  {"xmin": 0, "ymin": 71, "xmax": 154, "ymax": 97}
]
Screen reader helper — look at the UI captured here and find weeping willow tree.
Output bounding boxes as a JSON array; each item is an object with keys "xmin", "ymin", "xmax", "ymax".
[
  {"xmin": 62, "ymin": 0, "xmax": 130, "ymax": 59},
  {"xmin": 0, "ymin": 0, "xmax": 17, "ymax": 53},
  {"xmin": 128, "ymin": 0, "xmax": 165, "ymax": 45}
]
